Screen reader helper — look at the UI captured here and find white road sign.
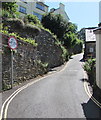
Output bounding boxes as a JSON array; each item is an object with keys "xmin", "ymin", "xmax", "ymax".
[{"xmin": 8, "ymin": 36, "xmax": 18, "ymax": 50}]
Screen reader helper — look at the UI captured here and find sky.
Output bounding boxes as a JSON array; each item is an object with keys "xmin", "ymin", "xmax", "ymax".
[{"xmin": 45, "ymin": 1, "xmax": 99, "ymax": 31}]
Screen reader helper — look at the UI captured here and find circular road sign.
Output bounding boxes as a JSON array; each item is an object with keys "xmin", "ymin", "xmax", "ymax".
[{"xmin": 8, "ymin": 36, "xmax": 18, "ymax": 50}]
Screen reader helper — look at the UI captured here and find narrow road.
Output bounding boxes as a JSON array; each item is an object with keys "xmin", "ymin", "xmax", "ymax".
[{"xmin": 2, "ymin": 54, "xmax": 100, "ymax": 118}]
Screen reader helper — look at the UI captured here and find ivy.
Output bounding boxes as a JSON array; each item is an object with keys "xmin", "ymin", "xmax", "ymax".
[{"xmin": 1, "ymin": 29, "xmax": 38, "ymax": 47}]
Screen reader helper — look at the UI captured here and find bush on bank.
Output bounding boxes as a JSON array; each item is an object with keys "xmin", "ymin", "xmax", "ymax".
[{"xmin": 83, "ymin": 58, "xmax": 96, "ymax": 87}]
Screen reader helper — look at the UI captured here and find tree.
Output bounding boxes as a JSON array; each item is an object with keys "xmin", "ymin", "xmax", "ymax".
[
  {"xmin": 63, "ymin": 32, "xmax": 77, "ymax": 48},
  {"xmin": 2, "ymin": 2, "xmax": 19, "ymax": 18},
  {"xmin": 63, "ymin": 31, "xmax": 83, "ymax": 54},
  {"xmin": 78, "ymin": 28, "xmax": 85, "ymax": 42},
  {"xmin": 2, "ymin": 2, "xmax": 18, "ymax": 13},
  {"xmin": 42, "ymin": 13, "xmax": 83, "ymax": 55},
  {"xmin": 67, "ymin": 22, "xmax": 77, "ymax": 33},
  {"xmin": 41, "ymin": 13, "xmax": 68, "ymax": 39}
]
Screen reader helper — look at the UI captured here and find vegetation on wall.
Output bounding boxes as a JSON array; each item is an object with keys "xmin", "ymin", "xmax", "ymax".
[
  {"xmin": 24, "ymin": 14, "xmax": 42, "ymax": 26},
  {"xmin": 2, "ymin": 2, "xmax": 19, "ymax": 18},
  {"xmin": 1, "ymin": 29, "xmax": 38, "ymax": 47},
  {"xmin": 2, "ymin": 2, "xmax": 83, "ymax": 63},
  {"xmin": 2, "ymin": 18, "xmax": 41, "ymax": 35},
  {"xmin": 83, "ymin": 58, "xmax": 96, "ymax": 87},
  {"xmin": 42, "ymin": 13, "xmax": 83, "ymax": 57}
]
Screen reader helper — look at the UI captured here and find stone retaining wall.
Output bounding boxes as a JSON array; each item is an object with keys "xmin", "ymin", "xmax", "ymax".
[{"xmin": 2, "ymin": 29, "xmax": 63, "ymax": 89}]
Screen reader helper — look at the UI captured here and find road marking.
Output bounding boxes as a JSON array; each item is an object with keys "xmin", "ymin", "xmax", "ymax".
[
  {"xmin": 83, "ymin": 71, "xmax": 101, "ymax": 108},
  {"xmin": 0, "ymin": 61, "xmax": 69, "ymax": 120},
  {"xmin": 2, "ymin": 55, "xmax": 100, "ymax": 119}
]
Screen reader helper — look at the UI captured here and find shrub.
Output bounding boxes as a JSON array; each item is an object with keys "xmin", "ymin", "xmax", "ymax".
[
  {"xmin": 36, "ymin": 60, "xmax": 49, "ymax": 74},
  {"xmin": 2, "ymin": 18, "xmax": 41, "ymax": 37},
  {"xmin": 2, "ymin": 2, "xmax": 19, "ymax": 19},
  {"xmin": 55, "ymin": 39, "xmax": 69, "ymax": 61},
  {"xmin": 2, "ymin": 9, "xmax": 19, "ymax": 19},
  {"xmin": 61, "ymin": 46, "xmax": 69, "ymax": 62},
  {"xmin": 73, "ymin": 39, "xmax": 83, "ymax": 54},
  {"xmin": 1, "ymin": 30, "xmax": 38, "ymax": 47},
  {"xmin": 2, "ymin": 9, "xmax": 12, "ymax": 18},
  {"xmin": 2, "ymin": 2, "xmax": 18, "ymax": 13},
  {"xmin": 83, "ymin": 58, "xmax": 96, "ymax": 86},
  {"xmin": 24, "ymin": 14, "xmax": 42, "ymax": 25}
]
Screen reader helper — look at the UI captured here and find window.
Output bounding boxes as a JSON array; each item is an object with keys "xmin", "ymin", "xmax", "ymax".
[
  {"xmin": 19, "ymin": 6, "xmax": 26, "ymax": 14},
  {"xmin": 89, "ymin": 47, "xmax": 94, "ymax": 53},
  {"xmin": 36, "ymin": 3, "xmax": 45, "ymax": 11},
  {"xmin": 33, "ymin": 12, "xmax": 42, "ymax": 20}
]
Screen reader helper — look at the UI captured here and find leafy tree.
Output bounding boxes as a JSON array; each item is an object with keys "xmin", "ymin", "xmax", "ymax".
[
  {"xmin": 63, "ymin": 31, "xmax": 83, "ymax": 54},
  {"xmin": 78, "ymin": 28, "xmax": 85, "ymax": 42},
  {"xmin": 67, "ymin": 22, "xmax": 77, "ymax": 33},
  {"xmin": 2, "ymin": 2, "xmax": 18, "ymax": 13},
  {"xmin": 41, "ymin": 13, "xmax": 68, "ymax": 39},
  {"xmin": 63, "ymin": 32, "xmax": 77, "ymax": 49},
  {"xmin": 2, "ymin": 2, "xmax": 19, "ymax": 18}
]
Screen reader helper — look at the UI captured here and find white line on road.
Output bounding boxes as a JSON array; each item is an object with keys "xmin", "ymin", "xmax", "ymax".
[
  {"xmin": 1, "ymin": 56, "xmax": 101, "ymax": 120},
  {"xmin": 0, "ymin": 61, "xmax": 69, "ymax": 120},
  {"xmin": 83, "ymin": 71, "xmax": 101, "ymax": 108}
]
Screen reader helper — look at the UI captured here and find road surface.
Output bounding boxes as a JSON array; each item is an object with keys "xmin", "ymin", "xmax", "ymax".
[{"xmin": 2, "ymin": 54, "xmax": 100, "ymax": 119}]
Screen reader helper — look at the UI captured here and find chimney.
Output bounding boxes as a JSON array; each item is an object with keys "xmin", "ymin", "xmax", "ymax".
[{"xmin": 59, "ymin": 3, "xmax": 65, "ymax": 11}]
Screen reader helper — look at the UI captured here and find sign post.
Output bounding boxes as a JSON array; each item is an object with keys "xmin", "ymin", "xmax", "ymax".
[
  {"xmin": 8, "ymin": 36, "xmax": 18, "ymax": 88},
  {"xmin": 11, "ymin": 49, "xmax": 13, "ymax": 89}
]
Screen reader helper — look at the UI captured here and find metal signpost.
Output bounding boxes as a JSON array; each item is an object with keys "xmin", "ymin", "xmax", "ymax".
[{"xmin": 8, "ymin": 36, "xmax": 18, "ymax": 88}]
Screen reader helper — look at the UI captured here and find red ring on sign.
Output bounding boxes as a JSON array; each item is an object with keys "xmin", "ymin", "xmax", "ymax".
[{"xmin": 8, "ymin": 36, "xmax": 18, "ymax": 50}]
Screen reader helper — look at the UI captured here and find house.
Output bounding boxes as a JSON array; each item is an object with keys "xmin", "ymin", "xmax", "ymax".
[
  {"xmin": 16, "ymin": 0, "xmax": 49, "ymax": 20},
  {"xmin": 84, "ymin": 27, "xmax": 97, "ymax": 59},
  {"xmin": 93, "ymin": 1, "xmax": 101, "ymax": 89},
  {"xmin": 50, "ymin": 3, "xmax": 69, "ymax": 22},
  {"xmin": 94, "ymin": 25, "xmax": 101, "ymax": 89}
]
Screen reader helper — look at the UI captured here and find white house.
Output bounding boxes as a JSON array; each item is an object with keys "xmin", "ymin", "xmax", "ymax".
[
  {"xmin": 16, "ymin": 0, "xmax": 49, "ymax": 20},
  {"xmin": 93, "ymin": 1, "xmax": 101, "ymax": 89},
  {"xmin": 50, "ymin": 3, "xmax": 69, "ymax": 22}
]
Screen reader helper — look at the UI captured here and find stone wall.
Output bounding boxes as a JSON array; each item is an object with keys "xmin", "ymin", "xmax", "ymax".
[
  {"xmin": 2, "ymin": 29, "xmax": 63, "ymax": 89},
  {"xmin": 35, "ymin": 29, "xmax": 63, "ymax": 68}
]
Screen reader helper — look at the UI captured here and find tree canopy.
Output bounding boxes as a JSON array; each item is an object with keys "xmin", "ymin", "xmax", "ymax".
[
  {"xmin": 2, "ymin": 2, "xmax": 18, "ymax": 14},
  {"xmin": 41, "ymin": 13, "xmax": 83, "ymax": 55},
  {"xmin": 42, "ymin": 13, "xmax": 68, "ymax": 39},
  {"xmin": 2, "ymin": 2, "xmax": 19, "ymax": 18}
]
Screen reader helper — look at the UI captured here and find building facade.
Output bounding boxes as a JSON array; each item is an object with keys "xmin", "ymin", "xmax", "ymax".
[
  {"xmin": 50, "ymin": 3, "xmax": 69, "ymax": 22},
  {"xmin": 84, "ymin": 27, "xmax": 96, "ymax": 59},
  {"xmin": 16, "ymin": 0, "xmax": 49, "ymax": 20},
  {"xmin": 94, "ymin": 27, "xmax": 101, "ymax": 89}
]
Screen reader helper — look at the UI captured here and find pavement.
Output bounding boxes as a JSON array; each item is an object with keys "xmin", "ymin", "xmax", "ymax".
[{"xmin": 1, "ymin": 53, "xmax": 101, "ymax": 119}]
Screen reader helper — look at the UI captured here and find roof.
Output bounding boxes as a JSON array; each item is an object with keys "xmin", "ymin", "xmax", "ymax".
[
  {"xmin": 37, "ymin": 2, "xmax": 49, "ymax": 7},
  {"xmin": 85, "ymin": 27, "xmax": 97, "ymax": 29},
  {"xmin": 93, "ymin": 27, "xmax": 101, "ymax": 34}
]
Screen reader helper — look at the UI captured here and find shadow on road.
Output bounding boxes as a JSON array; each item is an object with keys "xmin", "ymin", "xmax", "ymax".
[
  {"xmin": 80, "ymin": 78, "xmax": 88, "ymax": 82},
  {"xmin": 80, "ymin": 58, "xmax": 85, "ymax": 62},
  {"xmin": 81, "ymin": 98, "xmax": 101, "ymax": 120}
]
